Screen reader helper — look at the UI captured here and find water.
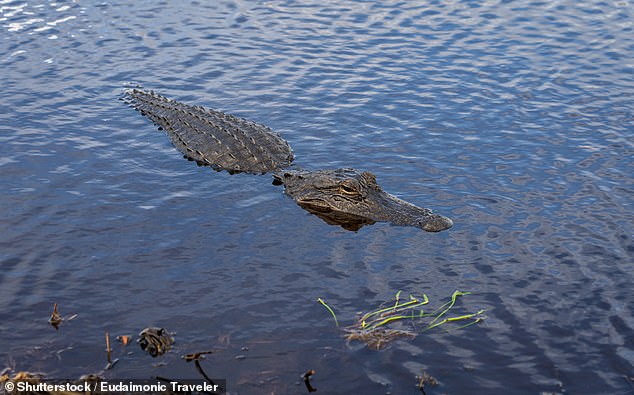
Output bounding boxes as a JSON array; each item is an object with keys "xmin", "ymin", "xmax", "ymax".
[{"xmin": 1, "ymin": 0, "xmax": 632, "ymax": 393}]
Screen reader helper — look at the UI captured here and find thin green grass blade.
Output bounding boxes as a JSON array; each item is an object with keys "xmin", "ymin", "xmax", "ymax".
[
  {"xmin": 427, "ymin": 290, "xmax": 470, "ymax": 327},
  {"xmin": 317, "ymin": 298, "xmax": 339, "ymax": 327}
]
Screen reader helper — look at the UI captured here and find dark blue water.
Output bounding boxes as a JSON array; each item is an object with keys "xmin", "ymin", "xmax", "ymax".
[{"xmin": 1, "ymin": 1, "xmax": 633, "ymax": 393}]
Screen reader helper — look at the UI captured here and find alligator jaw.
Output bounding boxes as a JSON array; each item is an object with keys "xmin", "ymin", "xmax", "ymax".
[{"xmin": 370, "ymin": 191, "xmax": 453, "ymax": 232}]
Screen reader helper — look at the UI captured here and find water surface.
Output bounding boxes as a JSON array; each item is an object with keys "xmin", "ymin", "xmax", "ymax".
[{"xmin": 1, "ymin": 1, "xmax": 633, "ymax": 394}]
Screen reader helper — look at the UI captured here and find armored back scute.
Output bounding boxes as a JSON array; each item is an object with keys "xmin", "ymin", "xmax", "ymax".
[{"xmin": 122, "ymin": 89, "xmax": 294, "ymax": 174}]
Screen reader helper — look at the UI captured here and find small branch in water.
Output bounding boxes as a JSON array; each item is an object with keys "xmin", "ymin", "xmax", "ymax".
[
  {"xmin": 302, "ymin": 369, "xmax": 317, "ymax": 393},
  {"xmin": 416, "ymin": 372, "xmax": 438, "ymax": 395},
  {"xmin": 49, "ymin": 303, "xmax": 63, "ymax": 330},
  {"xmin": 104, "ymin": 332, "xmax": 119, "ymax": 370},
  {"xmin": 105, "ymin": 332, "xmax": 111, "ymax": 363},
  {"xmin": 183, "ymin": 350, "xmax": 214, "ymax": 362},
  {"xmin": 183, "ymin": 351, "xmax": 216, "ymax": 386},
  {"xmin": 194, "ymin": 359, "xmax": 215, "ymax": 386}
]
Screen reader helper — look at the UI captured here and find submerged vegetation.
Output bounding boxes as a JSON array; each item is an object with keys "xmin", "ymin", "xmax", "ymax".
[
  {"xmin": 3, "ymin": 296, "xmax": 483, "ymax": 393},
  {"xmin": 319, "ymin": 290, "xmax": 486, "ymax": 350}
]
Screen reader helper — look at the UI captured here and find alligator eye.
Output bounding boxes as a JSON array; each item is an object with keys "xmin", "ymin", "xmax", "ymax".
[{"xmin": 340, "ymin": 183, "xmax": 359, "ymax": 195}]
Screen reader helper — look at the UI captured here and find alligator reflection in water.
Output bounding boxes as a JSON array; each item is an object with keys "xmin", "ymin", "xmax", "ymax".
[{"xmin": 122, "ymin": 89, "xmax": 452, "ymax": 232}]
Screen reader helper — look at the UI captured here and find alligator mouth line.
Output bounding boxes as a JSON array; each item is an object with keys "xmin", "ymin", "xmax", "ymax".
[{"xmin": 297, "ymin": 198, "xmax": 335, "ymax": 212}]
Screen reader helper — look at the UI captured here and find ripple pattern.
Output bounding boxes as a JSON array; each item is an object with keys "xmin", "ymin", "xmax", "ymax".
[{"xmin": 0, "ymin": 0, "xmax": 632, "ymax": 393}]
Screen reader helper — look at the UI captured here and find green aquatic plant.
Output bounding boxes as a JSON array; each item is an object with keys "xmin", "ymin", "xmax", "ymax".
[
  {"xmin": 318, "ymin": 290, "xmax": 485, "ymax": 350},
  {"xmin": 424, "ymin": 290, "xmax": 486, "ymax": 331},
  {"xmin": 317, "ymin": 298, "xmax": 339, "ymax": 327}
]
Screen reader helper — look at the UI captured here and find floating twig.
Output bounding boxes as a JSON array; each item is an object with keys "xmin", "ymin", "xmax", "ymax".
[
  {"xmin": 302, "ymin": 369, "xmax": 317, "ymax": 393},
  {"xmin": 104, "ymin": 332, "xmax": 119, "ymax": 370},
  {"xmin": 416, "ymin": 371, "xmax": 438, "ymax": 395},
  {"xmin": 105, "ymin": 332, "xmax": 111, "ymax": 362},
  {"xmin": 183, "ymin": 351, "xmax": 216, "ymax": 386},
  {"xmin": 194, "ymin": 359, "xmax": 215, "ymax": 386},
  {"xmin": 183, "ymin": 350, "xmax": 214, "ymax": 362},
  {"xmin": 49, "ymin": 303, "xmax": 63, "ymax": 329},
  {"xmin": 48, "ymin": 303, "xmax": 77, "ymax": 330}
]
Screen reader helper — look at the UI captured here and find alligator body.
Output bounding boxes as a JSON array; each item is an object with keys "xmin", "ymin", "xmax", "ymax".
[
  {"xmin": 123, "ymin": 89, "xmax": 293, "ymax": 174},
  {"xmin": 122, "ymin": 89, "xmax": 453, "ymax": 232}
]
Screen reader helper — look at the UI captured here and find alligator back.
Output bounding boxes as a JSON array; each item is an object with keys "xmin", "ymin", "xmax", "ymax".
[{"xmin": 122, "ymin": 89, "xmax": 294, "ymax": 174}]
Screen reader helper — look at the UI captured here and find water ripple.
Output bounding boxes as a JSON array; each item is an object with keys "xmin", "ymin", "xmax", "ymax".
[{"xmin": 0, "ymin": 0, "xmax": 632, "ymax": 393}]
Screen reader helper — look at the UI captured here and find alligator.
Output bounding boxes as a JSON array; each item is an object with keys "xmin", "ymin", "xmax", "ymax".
[{"xmin": 121, "ymin": 89, "xmax": 453, "ymax": 232}]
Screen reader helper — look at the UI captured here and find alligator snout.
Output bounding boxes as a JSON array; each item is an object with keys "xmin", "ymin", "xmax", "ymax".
[{"xmin": 418, "ymin": 214, "xmax": 454, "ymax": 232}]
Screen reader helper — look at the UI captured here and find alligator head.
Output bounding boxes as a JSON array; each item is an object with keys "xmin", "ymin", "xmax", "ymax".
[{"xmin": 273, "ymin": 168, "xmax": 453, "ymax": 232}]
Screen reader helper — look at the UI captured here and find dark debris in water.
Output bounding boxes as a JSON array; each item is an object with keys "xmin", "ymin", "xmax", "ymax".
[
  {"xmin": 416, "ymin": 371, "xmax": 439, "ymax": 395},
  {"xmin": 345, "ymin": 328, "xmax": 416, "ymax": 351},
  {"xmin": 302, "ymin": 369, "xmax": 317, "ymax": 393},
  {"xmin": 104, "ymin": 332, "xmax": 119, "ymax": 371},
  {"xmin": 48, "ymin": 303, "xmax": 62, "ymax": 329},
  {"xmin": 137, "ymin": 327, "xmax": 174, "ymax": 357},
  {"xmin": 183, "ymin": 350, "xmax": 214, "ymax": 362},
  {"xmin": 47, "ymin": 303, "xmax": 77, "ymax": 330},
  {"xmin": 182, "ymin": 351, "xmax": 217, "ymax": 387}
]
